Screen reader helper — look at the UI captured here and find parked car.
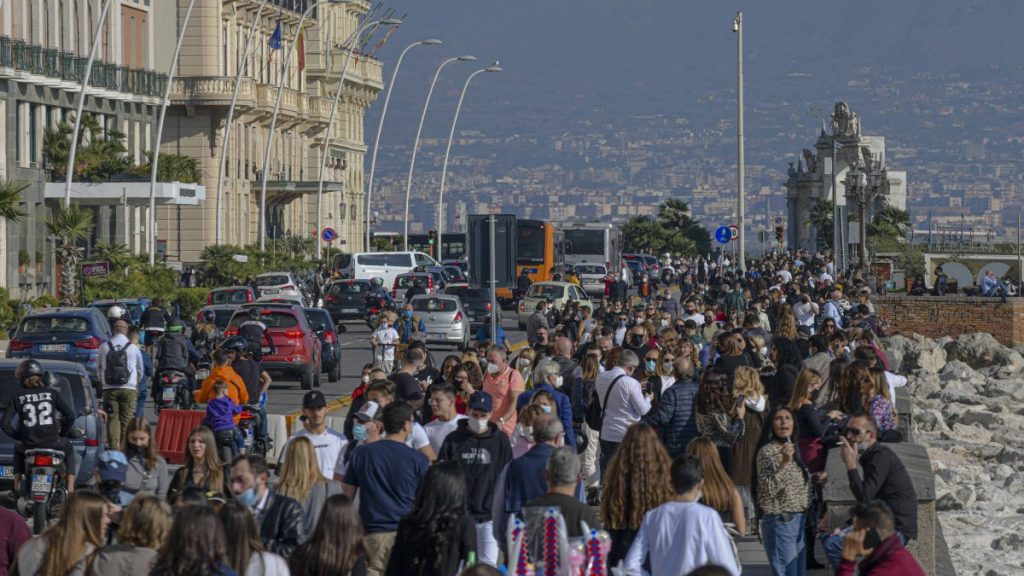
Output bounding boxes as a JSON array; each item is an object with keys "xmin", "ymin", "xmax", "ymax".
[
  {"xmin": 443, "ymin": 283, "xmax": 500, "ymax": 329},
  {"xmin": 224, "ymin": 304, "xmax": 322, "ymax": 390},
  {"xmin": 573, "ymin": 263, "xmax": 608, "ymax": 296},
  {"xmin": 195, "ymin": 304, "xmax": 241, "ymax": 333},
  {"xmin": 516, "ymin": 281, "xmax": 594, "ymax": 330},
  {"xmin": 323, "ymin": 279, "xmax": 374, "ymax": 322},
  {"xmin": 443, "ymin": 265, "xmax": 468, "ymax": 283},
  {"xmin": 7, "ymin": 308, "xmax": 112, "ymax": 382},
  {"xmin": 0, "ymin": 360, "xmax": 104, "ymax": 490},
  {"xmin": 88, "ymin": 298, "xmax": 151, "ymax": 327},
  {"xmin": 409, "ymin": 295, "xmax": 470, "ymax": 350},
  {"xmin": 206, "ymin": 286, "xmax": 256, "ymax": 305},
  {"xmin": 624, "ymin": 258, "xmax": 648, "ymax": 285},
  {"xmin": 303, "ymin": 308, "xmax": 342, "ymax": 383},
  {"xmin": 333, "ymin": 251, "xmax": 438, "ymax": 287},
  {"xmin": 392, "ymin": 272, "xmax": 436, "ymax": 304},
  {"xmin": 254, "ymin": 272, "xmax": 303, "ymax": 300}
]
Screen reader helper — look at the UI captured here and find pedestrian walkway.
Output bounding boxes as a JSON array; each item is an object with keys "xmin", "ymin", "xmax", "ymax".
[{"xmin": 735, "ymin": 537, "xmax": 829, "ymax": 575}]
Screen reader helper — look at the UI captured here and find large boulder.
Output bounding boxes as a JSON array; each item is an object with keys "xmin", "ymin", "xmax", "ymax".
[
  {"xmin": 903, "ymin": 337, "xmax": 948, "ymax": 373},
  {"xmin": 944, "ymin": 333, "xmax": 1024, "ymax": 371}
]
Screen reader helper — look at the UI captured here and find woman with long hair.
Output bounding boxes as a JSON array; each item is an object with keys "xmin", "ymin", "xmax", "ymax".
[
  {"xmin": 676, "ymin": 337, "xmax": 701, "ymax": 375},
  {"xmin": 219, "ymin": 501, "xmax": 290, "ymax": 575},
  {"xmin": 787, "ymin": 369, "xmax": 829, "ymax": 473},
  {"xmin": 599, "ymin": 423, "xmax": 674, "ymax": 567},
  {"xmin": 385, "ymin": 461, "xmax": 476, "ymax": 576},
  {"xmin": 768, "ymin": 338, "xmax": 803, "ymax": 409},
  {"xmin": 832, "ymin": 360, "xmax": 870, "ymax": 417},
  {"xmin": 289, "ymin": 494, "xmax": 367, "ymax": 576},
  {"xmin": 776, "ymin": 306, "xmax": 799, "ymax": 340},
  {"xmin": 15, "ymin": 491, "xmax": 113, "ymax": 576},
  {"xmin": 276, "ymin": 436, "xmax": 343, "ymax": 538},
  {"xmin": 512, "ymin": 404, "xmax": 545, "ymax": 458},
  {"xmin": 730, "ymin": 365, "xmax": 768, "ymax": 528},
  {"xmin": 695, "ymin": 367, "xmax": 745, "ymax": 475},
  {"xmin": 754, "ymin": 407, "xmax": 812, "ymax": 576},
  {"xmin": 647, "ymin": 348, "xmax": 677, "ymax": 407},
  {"xmin": 150, "ymin": 505, "xmax": 234, "ymax": 576},
  {"xmin": 122, "ymin": 417, "xmax": 170, "ymax": 500},
  {"xmin": 167, "ymin": 426, "xmax": 229, "ymax": 503},
  {"xmin": 437, "ymin": 354, "xmax": 463, "ymax": 385},
  {"xmin": 686, "ymin": 438, "xmax": 746, "ymax": 535},
  {"xmin": 714, "ymin": 332, "xmax": 752, "ymax": 387},
  {"xmin": 863, "ymin": 366, "xmax": 895, "ymax": 432},
  {"xmin": 87, "ymin": 495, "xmax": 172, "ymax": 575}
]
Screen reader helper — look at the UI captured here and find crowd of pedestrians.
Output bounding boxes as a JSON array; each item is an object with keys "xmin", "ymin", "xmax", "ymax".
[{"xmin": 1, "ymin": 250, "xmax": 929, "ymax": 576}]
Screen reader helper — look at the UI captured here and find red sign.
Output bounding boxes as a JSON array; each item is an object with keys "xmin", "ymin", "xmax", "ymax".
[{"xmin": 82, "ymin": 261, "xmax": 110, "ymax": 278}]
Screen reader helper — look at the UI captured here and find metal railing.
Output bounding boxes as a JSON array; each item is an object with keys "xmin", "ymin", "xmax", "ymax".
[{"xmin": 0, "ymin": 35, "xmax": 166, "ymax": 98}]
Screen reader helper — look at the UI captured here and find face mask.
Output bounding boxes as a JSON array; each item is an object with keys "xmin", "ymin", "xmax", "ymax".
[
  {"xmin": 468, "ymin": 417, "xmax": 489, "ymax": 433},
  {"xmin": 631, "ymin": 335, "xmax": 644, "ymax": 346},
  {"xmin": 760, "ymin": 346, "xmax": 768, "ymax": 356},
  {"xmin": 361, "ymin": 374, "xmax": 371, "ymax": 385},
  {"xmin": 353, "ymin": 423, "xmax": 368, "ymax": 442},
  {"xmin": 404, "ymin": 310, "xmax": 414, "ymax": 319},
  {"xmin": 237, "ymin": 487, "xmax": 259, "ymax": 508},
  {"xmin": 554, "ymin": 375, "xmax": 564, "ymax": 388},
  {"xmin": 486, "ymin": 363, "xmax": 500, "ymax": 374},
  {"xmin": 646, "ymin": 359, "xmax": 657, "ymax": 372},
  {"xmin": 517, "ymin": 358, "xmax": 532, "ymax": 369},
  {"xmin": 540, "ymin": 404, "xmax": 553, "ymax": 414},
  {"xmin": 126, "ymin": 444, "xmax": 146, "ymax": 458},
  {"xmin": 660, "ymin": 320, "xmax": 669, "ymax": 328}
]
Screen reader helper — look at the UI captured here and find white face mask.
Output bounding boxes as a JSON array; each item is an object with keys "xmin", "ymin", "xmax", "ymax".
[
  {"xmin": 486, "ymin": 363, "xmax": 501, "ymax": 375},
  {"xmin": 517, "ymin": 358, "xmax": 532, "ymax": 369},
  {"xmin": 468, "ymin": 417, "xmax": 489, "ymax": 434},
  {"xmin": 362, "ymin": 374, "xmax": 371, "ymax": 384},
  {"xmin": 660, "ymin": 319, "xmax": 669, "ymax": 327},
  {"xmin": 554, "ymin": 375, "xmax": 564, "ymax": 388},
  {"xmin": 760, "ymin": 346, "xmax": 768, "ymax": 356}
]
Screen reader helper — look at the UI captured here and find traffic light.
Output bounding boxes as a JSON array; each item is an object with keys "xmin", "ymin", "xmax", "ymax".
[
  {"xmin": 428, "ymin": 229, "xmax": 436, "ymax": 245},
  {"xmin": 775, "ymin": 224, "xmax": 785, "ymax": 242}
]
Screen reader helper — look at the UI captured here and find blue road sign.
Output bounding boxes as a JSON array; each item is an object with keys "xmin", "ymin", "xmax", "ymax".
[
  {"xmin": 321, "ymin": 227, "xmax": 336, "ymax": 242},
  {"xmin": 715, "ymin": 226, "xmax": 731, "ymax": 244}
]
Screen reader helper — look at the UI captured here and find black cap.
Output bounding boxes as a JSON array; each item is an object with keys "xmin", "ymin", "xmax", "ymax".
[{"xmin": 302, "ymin": 391, "xmax": 327, "ymax": 409}]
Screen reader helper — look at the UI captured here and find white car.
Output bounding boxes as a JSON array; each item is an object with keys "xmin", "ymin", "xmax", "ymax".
[
  {"xmin": 573, "ymin": 263, "xmax": 608, "ymax": 297},
  {"xmin": 254, "ymin": 271, "xmax": 304, "ymax": 300}
]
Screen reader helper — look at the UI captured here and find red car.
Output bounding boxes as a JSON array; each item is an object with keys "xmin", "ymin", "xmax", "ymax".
[
  {"xmin": 224, "ymin": 303, "xmax": 322, "ymax": 390},
  {"xmin": 207, "ymin": 286, "xmax": 257, "ymax": 305}
]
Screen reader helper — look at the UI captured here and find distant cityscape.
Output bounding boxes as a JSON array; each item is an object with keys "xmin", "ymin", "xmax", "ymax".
[{"xmin": 368, "ymin": 65, "xmax": 1024, "ymax": 250}]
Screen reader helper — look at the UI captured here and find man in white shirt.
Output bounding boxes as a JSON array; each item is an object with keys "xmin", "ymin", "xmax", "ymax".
[
  {"xmin": 681, "ymin": 301, "xmax": 705, "ymax": 327},
  {"xmin": 823, "ymin": 289, "xmax": 845, "ymax": 329},
  {"xmin": 366, "ymin": 380, "xmax": 436, "ymax": 462},
  {"xmin": 624, "ymin": 456, "xmax": 740, "ymax": 576},
  {"xmin": 424, "ymin": 383, "xmax": 466, "ymax": 454},
  {"xmin": 793, "ymin": 294, "xmax": 819, "ymax": 334},
  {"xmin": 97, "ymin": 319, "xmax": 145, "ymax": 449},
  {"xmin": 594, "ymin": 350, "xmax": 650, "ymax": 475},
  {"xmin": 371, "ymin": 315, "xmax": 400, "ymax": 372},
  {"xmin": 285, "ymin": 391, "xmax": 348, "ymax": 481}
]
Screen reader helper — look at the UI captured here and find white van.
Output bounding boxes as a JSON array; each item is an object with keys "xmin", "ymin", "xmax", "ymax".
[{"xmin": 333, "ymin": 251, "xmax": 438, "ymax": 287}]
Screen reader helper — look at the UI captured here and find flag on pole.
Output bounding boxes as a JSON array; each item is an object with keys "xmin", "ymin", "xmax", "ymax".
[
  {"xmin": 269, "ymin": 21, "xmax": 283, "ymax": 50},
  {"xmin": 297, "ymin": 30, "xmax": 305, "ymax": 72}
]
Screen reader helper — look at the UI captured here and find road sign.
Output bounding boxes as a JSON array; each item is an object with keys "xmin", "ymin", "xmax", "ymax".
[
  {"xmin": 729, "ymin": 224, "xmax": 740, "ymax": 240},
  {"xmin": 715, "ymin": 226, "xmax": 731, "ymax": 244},
  {"xmin": 82, "ymin": 261, "xmax": 110, "ymax": 278},
  {"xmin": 321, "ymin": 227, "xmax": 336, "ymax": 242}
]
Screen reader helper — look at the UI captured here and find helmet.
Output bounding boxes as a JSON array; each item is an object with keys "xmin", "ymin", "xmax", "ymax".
[
  {"xmin": 167, "ymin": 320, "xmax": 184, "ymax": 333},
  {"xmin": 248, "ymin": 307, "xmax": 262, "ymax": 319},
  {"xmin": 201, "ymin": 309, "xmax": 216, "ymax": 323},
  {"xmin": 107, "ymin": 305, "xmax": 125, "ymax": 320},
  {"xmin": 221, "ymin": 336, "xmax": 249, "ymax": 354},
  {"xmin": 17, "ymin": 359, "xmax": 44, "ymax": 384},
  {"xmin": 372, "ymin": 277, "xmax": 384, "ymax": 287}
]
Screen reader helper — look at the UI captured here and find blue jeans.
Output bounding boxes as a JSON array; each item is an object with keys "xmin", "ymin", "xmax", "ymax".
[
  {"xmin": 135, "ymin": 377, "xmax": 148, "ymax": 417},
  {"xmin": 761, "ymin": 512, "xmax": 806, "ymax": 576},
  {"xmin": 823, "ymin": 526, "xmax": 907, "ymax": 569}
]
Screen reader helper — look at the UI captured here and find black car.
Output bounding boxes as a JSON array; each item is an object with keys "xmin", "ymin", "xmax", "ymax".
[
  {"xmin": 324, "ymin": 279, "xmax": 373, "ymax": 322},
  {"xmin": 0, "ymin": 360, "xmax": 104, "ymax": 489},
  {"xmin": 303, "ymin": 308, "xmax": 343, "ymax": 383},
  {"xmin": 443, "ymin": 284, "xmax": 501, "ymax": 329}
]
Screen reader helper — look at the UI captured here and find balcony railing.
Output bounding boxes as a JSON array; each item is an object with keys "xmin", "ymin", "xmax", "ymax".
[{"xmin": 0, "ymin": 35, "xmax": 166, "ymax": 98}]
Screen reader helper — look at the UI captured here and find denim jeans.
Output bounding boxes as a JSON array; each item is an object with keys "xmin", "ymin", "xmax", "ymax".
[
  {"xmin": 134, "ymin": 377, "xmax": 148, "ymax": 417},
  {"xmin": 823, "ymin": 525, "xmax": 907, "ymax": 569},
  {"xmin": 599, "ymin": 439, "xmax": 620, "ymax": 478},
  {"xmin": 761, "ymin": 512, "xmax": 806, "ymax": 576}
]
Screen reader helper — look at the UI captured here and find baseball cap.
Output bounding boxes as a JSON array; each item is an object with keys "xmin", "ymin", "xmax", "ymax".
[
  {"xmin": 303, "ymin": 391, "xmax": 327, "ymax": 410},
  {"xmin": 98, "ymin": 450, "xmax": 128, "ymax": 483},
  {"xmin": 468, "ymin": 390, "xmax": 493, "ymax": 413},
  {"xmin": 354, "ymin": 400, "xmax": 380, "ymax": 422}
]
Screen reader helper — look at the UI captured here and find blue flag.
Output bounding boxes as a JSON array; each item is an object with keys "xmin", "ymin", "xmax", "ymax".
[{"xmin": 269, "ymin": 21, "xmax": 282, "ymax": 50}]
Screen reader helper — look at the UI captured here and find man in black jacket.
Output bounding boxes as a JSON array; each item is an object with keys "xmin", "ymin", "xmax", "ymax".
[
  {"xmin": 641, "ymin": 357, "xmax": 699, "ymax": 458},
  {"xmin": 823, "ymin": 412, "xmax": 917, "ymax": 568},
  {"xmin": 230, "ymin": 454, "xmax": 304, "ymax": 557},
  {"xmin": 438, "ymin": 391, "xmax": 513, "ymax": 567}
]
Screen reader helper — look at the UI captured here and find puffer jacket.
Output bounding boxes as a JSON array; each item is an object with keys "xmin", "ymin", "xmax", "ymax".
[
  {"xmin": 641, "ymin": 378, "xmax": 699, "ymax": 458},
  {"xmin": 258, "ymin": 489, "xmax": 305, "ymax": 558}
]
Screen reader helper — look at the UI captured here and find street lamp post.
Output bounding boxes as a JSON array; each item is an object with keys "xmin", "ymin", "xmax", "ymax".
[
  {"xmin": 64, "ymin": 0, "xmax": 113, "ymax": 208},
  {"xmin": 314, "ymin": 17, "xmax": 401, "ymax": 261},
  {"xmin": 436, "ymin": 64, "xmax": 501, "ymax": 259},
  {"xmin": 846, "ymin": 166, "xmax": 887, "ymax": 269},
  {"xmin": 259, "ymin": 0, "xmax": 351, "ymax": 251},
  {"xmin": 402, "ymin": 55, "xmax": 476, "ymax": 250},
  {"xmin": 147, "ymin": 0, "xmax": 198, "ymax": 265},
  {"xmin": 732, "ymin": 11, "xmax": 745, "ymax": 272},
  {"xmin": 214, "ymin": 0, "xmax": 272, "ymax": 246},
  {"xmin": 364, "ymin": 38, "xmax": 443, "ymax": 252}
]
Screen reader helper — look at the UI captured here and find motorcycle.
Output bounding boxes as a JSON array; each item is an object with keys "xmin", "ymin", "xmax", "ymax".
[
  {"xmin": 238, "ymin": 405, "xmax": 267, "ymax": 457},
  {"xmin": 154, "ymin": 369, "xmax": 192, "ymax": 415},
  {"xmin": 364, "ymin": 294, "xmax": 394, "ymax": 329},
  {"xmin": 17, "ymin": 430, "xmax": 84, "ymax": 534},
  {"xmin": 194, "ymin": 348, "xmax": 212, "ymax": 383}
]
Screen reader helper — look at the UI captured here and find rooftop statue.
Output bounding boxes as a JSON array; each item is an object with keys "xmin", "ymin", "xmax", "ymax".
[{"xmin": 830, "ymin": 100, "xmax": 861, "ymax": 139}]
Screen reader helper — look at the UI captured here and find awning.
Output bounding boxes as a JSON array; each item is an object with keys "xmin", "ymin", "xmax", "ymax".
[
  {"xmin": 44, "ymin": 182, "xmax": 206, "ymax": 206},
  {"xmin": 264, "ymin": 180, "xmax": 344, "ymax": 205}
]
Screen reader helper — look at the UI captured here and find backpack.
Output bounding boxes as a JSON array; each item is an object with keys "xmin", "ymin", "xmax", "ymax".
[
  {"xmin": 584, "ymin": 375, "xmax": 624, "ymax": 431},
  {"xmin": 105, "ymin": 343, "xmax": 131, "ymax": 387}
]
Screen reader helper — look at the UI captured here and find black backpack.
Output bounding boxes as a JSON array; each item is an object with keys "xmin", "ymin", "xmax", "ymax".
[
  {"xmin": 584, "ymin": 375, "xmax": 624, "ymax": 431},
  {"xmin": 105, "ymin": 344, "xmax": 131, "ymax": 387}
]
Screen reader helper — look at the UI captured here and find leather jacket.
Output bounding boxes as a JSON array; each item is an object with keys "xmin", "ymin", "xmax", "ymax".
[{"xmin": 257, "ymin": 489, "xmax": 305, "ymax": 557}]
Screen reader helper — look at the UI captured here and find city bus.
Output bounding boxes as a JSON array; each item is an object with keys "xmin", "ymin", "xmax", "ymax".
[
  {"xmin": 563, "ymin": 222, "xmax": 622, "ymax": 271},
  {"xmin": 499, "ymin": 219, "xmax": 562, "ymax": 300},
  {"xmin": 408, "ymin": 233, "xmax": 467, "ymax": 262}
]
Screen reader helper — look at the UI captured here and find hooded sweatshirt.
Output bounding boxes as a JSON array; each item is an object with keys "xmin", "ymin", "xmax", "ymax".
[
  {"xmin": 195, "ymin": 365, "xmax": 249, "ymax": 424},
  {"xmin": 437, "ymin": 419, "xmax": 513, "ymax": 521}
]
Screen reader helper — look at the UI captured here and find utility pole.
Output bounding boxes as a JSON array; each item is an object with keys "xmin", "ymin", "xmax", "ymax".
[{"xmin": 733, "ymin": 12, "xmax": 745, "ymax": 271}]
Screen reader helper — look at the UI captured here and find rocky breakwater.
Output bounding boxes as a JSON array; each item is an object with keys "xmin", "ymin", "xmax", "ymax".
[{"xmin": 887, "ymin": 332, "xmax": 1024, "ymax": 575}]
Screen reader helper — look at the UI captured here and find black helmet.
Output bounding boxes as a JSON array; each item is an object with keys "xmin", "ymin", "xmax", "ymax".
[
  {"xmin": 221, "ymin": 336, "xmax": 249, "ymax": 354},
  {"xmin": 248, "ymin": 307, "xmax": 261, "ymax": 319},
  {"xmin": 202, "ymin": 309, "xmax": 216, "ymax": 323},
  {"xmin": 42, "ymin": 370, "xmax": 60, "ymax": 389},
  {"xmin": 17, "ymin": 359, "xmax": 44, "ymax": 384}
]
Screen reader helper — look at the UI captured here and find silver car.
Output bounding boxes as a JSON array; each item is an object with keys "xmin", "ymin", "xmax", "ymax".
[
  {"xmin": 410, "ymin": 295, "xmax": 470, "ymax": 350},
  {"xmin": 574, "ymin": 263, "xmax": 608, "ymax": 296}
]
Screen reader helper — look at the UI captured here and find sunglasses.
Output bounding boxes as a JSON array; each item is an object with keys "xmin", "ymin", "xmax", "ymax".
[{"xmin": 844, "ymin": 427, "xmax": 868, "ymax": 437}]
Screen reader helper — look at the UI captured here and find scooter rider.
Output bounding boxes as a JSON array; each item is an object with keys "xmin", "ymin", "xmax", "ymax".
[
  {"xmin": 152, "ymin": 319, "xmax": 199, "ymax": 402},
  {"xmin": 140, "ymin": 299, "xmax": 170, "ymax": 342},
  {"xmin": 238, "ymin": 308, "xmax": 276, "ymax": 362},
  {"xmin": 367, "ymin": 276, "xmax": 393, "ymax": 305},
  {"xmin": 1, "ymin": 360, "xmax": 78, "ymax": 494},
  {"xmin": 106, "ymin": 304, "xmax": 127, "ymax": 332},
  {"xmin": 222, "ymin": 336, "xmax": 271, "ymax": 445},
  {"xmin": 192, "ymin": 309, "xmax": 221, "ymax": 351}
]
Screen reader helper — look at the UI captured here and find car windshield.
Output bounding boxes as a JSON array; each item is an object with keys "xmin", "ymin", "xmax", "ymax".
[
  {"xmin": 330, "ymin": 282, "xmax": 368, "ymax": 295},
  {"xmin": 304, "ymin": 310, "xmax": 333, "ymax": 331},
  {"xmin": 412, "ymin": 298, "xmax": 457, "ymax": 313},
  {"xmin": 527, "ymin": 285, "xmax": 565, "ymax": 299},
  {"xmin": 446, "ymin": 287, "xmax": 488, "ymax": 299},
  {"xmin": 94, "ymin": 303, "xmax": 144, "ymax": 320},
  {"xmin": 206, "ymin": 309, "xmax": 236, "ymax": 329},
  {"xmin": 396, "ymin": 275, "xmax": 426, "ymax": 288},
  {"xmin": 575, "ymin": 265, "xmax": 606, "ymax": 275},
  {"xmin": 256, "ymin": 275, "xmax": 290, "ymax": 287},
  {"xmin": 211, "ymin": 289, "xmax": 250, "ymax": 304},
  {"xmin": 230, "ymin": 310, "xmax": 299, "ymax": 329},
  {"xmin": 21, "ymin": 317, "xmax": 90, "ymax": 334}
]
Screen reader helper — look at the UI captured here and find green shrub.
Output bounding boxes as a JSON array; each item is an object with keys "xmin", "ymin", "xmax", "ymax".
[{"xmin": 174, "ymin": 288, "xmax": 208, "ymax": 320}]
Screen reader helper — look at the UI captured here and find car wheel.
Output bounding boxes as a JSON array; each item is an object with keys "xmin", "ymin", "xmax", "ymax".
[{"xmin": 300, "ymin": 366, "xmax": 314, "ymax": 390}]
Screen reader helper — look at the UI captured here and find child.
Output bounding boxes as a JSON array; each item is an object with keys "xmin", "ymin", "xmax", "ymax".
[
  {"xmin": 371, "ymin": 311, "xmax": 400, "ymax": 373},
  {"xmin": 204, "ymin": 381, "xmax": 243, "ymax": 456}
]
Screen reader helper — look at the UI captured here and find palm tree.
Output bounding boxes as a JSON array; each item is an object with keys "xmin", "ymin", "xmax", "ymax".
[
  {"xmin": 93, "ymin": 241, "xmax": 131, "ymax": 270},
  {"xmin": 658, "ymin": 198, "xmax": 695, "ymax": 232},
  {"xmin": 875, "ymin": 204, "xmax": 911, "ymax": 238},
  {"xmin": 44, "ymin": 205, "xmax": 94, "ymax": 306},
  {"xmin": 805, "ymin": 199, "xmax": 834, "ymax": 250},
  {"xmin": 0, "ymin": 180, "xmax": 28, "ymax": 278}
]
